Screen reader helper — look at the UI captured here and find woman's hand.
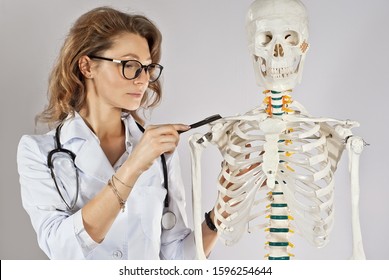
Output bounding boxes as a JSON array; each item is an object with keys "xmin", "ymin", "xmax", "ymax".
[{"xmin": 127, "ymin": 124, "xmax": 190, "ymax": 173}]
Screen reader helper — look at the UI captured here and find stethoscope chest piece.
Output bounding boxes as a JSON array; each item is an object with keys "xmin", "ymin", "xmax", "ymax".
[{"xmin": 161, "ymin": 211, "xmax": 176, "ymax": 230}]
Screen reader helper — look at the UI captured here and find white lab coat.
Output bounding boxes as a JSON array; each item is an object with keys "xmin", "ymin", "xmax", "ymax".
[{"xmin": 17, "ymin": 112, "xmax": 197, "ymax": 260}]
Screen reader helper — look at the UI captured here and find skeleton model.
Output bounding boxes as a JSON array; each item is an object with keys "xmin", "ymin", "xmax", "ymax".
[{"xmin": 189, "ymin": 0, "xmax": 366, "ymax": 260}]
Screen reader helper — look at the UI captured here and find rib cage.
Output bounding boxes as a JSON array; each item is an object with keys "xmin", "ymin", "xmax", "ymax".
[
  {"xmin": 189, "ymin": 94, "xmax": 366, "ymax": 259},
  {"xmin": 211, "ymin": 109, "xmax": 337, "ymax": 256}
]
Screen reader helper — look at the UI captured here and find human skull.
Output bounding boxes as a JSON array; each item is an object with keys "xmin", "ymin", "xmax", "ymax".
[{"xmin": 246, "ymin": 0, "xmax": 309, "ymax": 91}]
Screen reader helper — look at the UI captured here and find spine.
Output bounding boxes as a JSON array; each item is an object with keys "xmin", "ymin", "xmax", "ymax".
[
  {"xmin": 264, "ymin": 184, "xmax": 294, "ymax": 260},
  {"xmin": 262, "ymin": 89, "xmax": 295, "ymax": 259},
  {"xmin": 263, "ymin": 90, "xmax": 294, "ymax": 117}
]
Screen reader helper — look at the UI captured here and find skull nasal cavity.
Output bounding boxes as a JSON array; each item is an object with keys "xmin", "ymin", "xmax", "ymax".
[{"xmin": 273, "ymin": 44, "xmax": 284, "ymax": 57}]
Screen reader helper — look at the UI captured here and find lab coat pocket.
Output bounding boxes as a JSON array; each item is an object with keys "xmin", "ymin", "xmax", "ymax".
[{"xmin": 140, "ymin": 186, "xmax": 165, "ymax": 240}]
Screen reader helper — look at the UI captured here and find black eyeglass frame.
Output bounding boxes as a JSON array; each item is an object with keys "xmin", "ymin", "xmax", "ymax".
[{"xmin": 88, "ymin": 55, "xmax": 163, "ymax": 83}]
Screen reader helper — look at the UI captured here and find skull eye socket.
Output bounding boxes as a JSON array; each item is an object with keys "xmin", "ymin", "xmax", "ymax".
[
  {"xmin": 284, "ymin": 31, "xmax": 299, "ymax": 46},
  {"xmin": 256, "ymin": 31, "xmax": 273, "ymax": 46}
]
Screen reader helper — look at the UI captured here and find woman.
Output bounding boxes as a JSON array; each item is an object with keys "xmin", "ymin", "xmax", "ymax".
[{"xmin": 17, "ymin": 6, "xmax": 218, "ymax": 260}]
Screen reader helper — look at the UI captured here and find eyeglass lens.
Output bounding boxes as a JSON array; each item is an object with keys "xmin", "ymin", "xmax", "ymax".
[{"xmin": 123, "ymin": 61, "xmax": 162, "ymax": 82}]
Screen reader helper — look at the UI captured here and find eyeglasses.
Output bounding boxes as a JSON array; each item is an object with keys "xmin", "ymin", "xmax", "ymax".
[{"xmin": 89, "ymin": 55, "xmax": 163, "ymax": 83}]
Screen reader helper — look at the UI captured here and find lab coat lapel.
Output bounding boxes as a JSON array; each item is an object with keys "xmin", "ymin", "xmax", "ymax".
[
  {"xmin": 75, "ymin": 137, "xmax": 114, "ymax": 184},
  {"xmin": 60, "ymin": 113, "xmax": 114, "ymax": 184}
]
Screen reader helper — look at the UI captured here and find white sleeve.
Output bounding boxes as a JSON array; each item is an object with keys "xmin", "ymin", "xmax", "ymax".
[{"xmin": 17, "ymin": 135, "xmax": 99, "ymax": 259}]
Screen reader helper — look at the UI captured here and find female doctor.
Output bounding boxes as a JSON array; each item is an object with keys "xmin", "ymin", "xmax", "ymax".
[{"xmin": 17, "ymin": 6, "xmax": 219, "ymax": 259}]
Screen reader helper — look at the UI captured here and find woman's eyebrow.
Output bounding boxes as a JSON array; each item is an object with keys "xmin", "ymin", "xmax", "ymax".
[{"xmin": 120, "ymin": 53, "xmax": 152, "ymax": 62}]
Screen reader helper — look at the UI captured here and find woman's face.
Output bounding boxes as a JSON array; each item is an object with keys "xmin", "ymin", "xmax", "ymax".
[{"xmin": 89, "ymin": 32, "xmax": 152, "ymax": 111}]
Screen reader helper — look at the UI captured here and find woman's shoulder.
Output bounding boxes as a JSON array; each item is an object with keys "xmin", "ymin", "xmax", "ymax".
[
  {"xmin": 17, "ymin": 131, "xmax": 56, "ymax": 160},
  {"xmin": 19, "ymin": 128, "xmax": 55, "ymax": 145}
]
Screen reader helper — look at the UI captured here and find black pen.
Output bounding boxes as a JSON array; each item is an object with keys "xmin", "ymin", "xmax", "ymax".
[{"xmin": 178, "ymin": 114, "xmax": 222, "ymax": 134}]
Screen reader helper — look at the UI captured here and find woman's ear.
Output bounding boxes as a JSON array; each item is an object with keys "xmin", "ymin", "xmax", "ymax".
[{"xmin": 78, "ymin": 55, "xmax": 93, "ymax": 78}]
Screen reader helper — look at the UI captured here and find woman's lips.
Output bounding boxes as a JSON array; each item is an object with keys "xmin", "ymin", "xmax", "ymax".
[{"xmin": 128, "ymin": 93, "xmax": 143, "ymax": 98}]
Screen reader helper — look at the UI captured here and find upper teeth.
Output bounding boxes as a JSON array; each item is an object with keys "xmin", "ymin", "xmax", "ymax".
[
  {"xmin": 258, "ymin": 56, "xmax": 301, "ymax": 79},
  {"xmin": 261, "ymin": 62, "xmax": 266, "ymax": 72}
]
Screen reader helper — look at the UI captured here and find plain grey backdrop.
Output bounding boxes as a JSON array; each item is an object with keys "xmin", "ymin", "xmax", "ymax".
[{"xmin": 1, "ymin": 0, "xmax": 388, "ymax": 260}]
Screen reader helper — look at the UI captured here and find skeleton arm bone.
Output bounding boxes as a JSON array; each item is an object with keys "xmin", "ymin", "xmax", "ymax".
[
  {"xmin": 189, "ymin": 133, "xmax": 211, "ymax": 260},
  {"xmin": 346, "ymin": 135, "xmax": 366, "ymax": 260},
  {"xmin": 189, "ymin": 128, "xmax": 235, "ymax": 259},
  {"xmin": 318, "ymin": 121, "xmax": 367, "ymax": 259}
]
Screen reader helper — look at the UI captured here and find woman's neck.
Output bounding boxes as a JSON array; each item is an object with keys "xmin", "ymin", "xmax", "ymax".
[
  {"xmin": 79, "ymin": 106, "xmax": 126, "ymax": 166},
  {"xmin": 79, "ymin": 106, "xmax": 124, "ymax": 140}
]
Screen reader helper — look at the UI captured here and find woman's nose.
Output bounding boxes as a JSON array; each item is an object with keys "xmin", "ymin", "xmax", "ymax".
[{"xmin": 134, "ymin": 67, "xmax": 149, "ymax": 84}]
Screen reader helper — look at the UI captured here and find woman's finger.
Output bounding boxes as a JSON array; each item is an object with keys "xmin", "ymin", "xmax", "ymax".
[{"xmin": 145, "ymin": 124, "xmax": 190, "ymax": 136}]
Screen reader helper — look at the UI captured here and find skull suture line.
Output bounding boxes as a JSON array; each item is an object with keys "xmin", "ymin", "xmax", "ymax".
[{"xmin": 189, "ymin": 0, "xmax": 366, "ymax": 260}]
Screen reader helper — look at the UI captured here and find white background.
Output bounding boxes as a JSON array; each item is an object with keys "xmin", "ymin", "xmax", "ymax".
[{"xmin": 0, "ymin": 0, "xmax": 388, "ymax": 260}]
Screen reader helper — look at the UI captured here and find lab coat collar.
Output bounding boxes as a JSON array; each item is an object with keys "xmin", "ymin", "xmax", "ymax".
[
  {"xmin": 60, "ymin": 112, "xmax": 98, "ymax": 144},
  {"xmin": 121, "ymin": 112, "xmax": 144, "ymax": 150},
  {"xmin": 58, "ymin": 112, "xmax": 141, "ymax": 184}
]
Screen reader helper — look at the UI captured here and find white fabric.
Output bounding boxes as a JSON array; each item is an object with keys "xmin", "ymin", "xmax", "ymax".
[{"xmin": 17, "ymin": 112, "xmax": 196, "ymax": 260}]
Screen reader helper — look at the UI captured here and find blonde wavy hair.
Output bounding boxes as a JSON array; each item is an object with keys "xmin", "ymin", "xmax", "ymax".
[{"xmin": 37, "ymin": 6, "xmax": 162, "ymax": 127}]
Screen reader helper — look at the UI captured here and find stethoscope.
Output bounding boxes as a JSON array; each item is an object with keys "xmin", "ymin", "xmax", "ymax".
[
  {"xmin": 47, "ymin": 123, "xmax": 79, "ymax": 211},
  {"xmin": 134, "ymin": 122, "xmax": 177, "ymax": 230},
  {"xmin": 47, "ymin": 114, "xmax": 221, "ymax": 230}
]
